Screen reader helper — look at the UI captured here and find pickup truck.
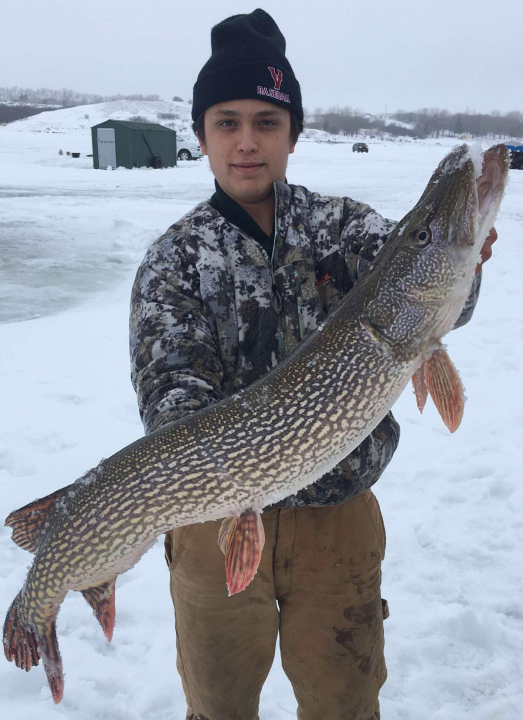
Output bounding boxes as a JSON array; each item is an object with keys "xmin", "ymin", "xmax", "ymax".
[{"xmin": 177, "ymin": 137, "xmax": 204, "ymax": 161}]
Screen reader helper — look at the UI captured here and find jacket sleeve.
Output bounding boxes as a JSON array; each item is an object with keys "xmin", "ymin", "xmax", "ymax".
[{"xmin": 129, "ymin": 230, "xmax": 225, "ymax": 435}]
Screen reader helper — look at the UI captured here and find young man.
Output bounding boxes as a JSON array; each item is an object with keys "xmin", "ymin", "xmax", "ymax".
[{"xmin": 130, "ymin": 10, "xmax": 491, "ymax": 720}]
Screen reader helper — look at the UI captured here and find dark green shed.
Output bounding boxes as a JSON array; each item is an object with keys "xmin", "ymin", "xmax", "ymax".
[{"xmin": 91, "ymin": 120, "xmax": 177, "ymax": 169}]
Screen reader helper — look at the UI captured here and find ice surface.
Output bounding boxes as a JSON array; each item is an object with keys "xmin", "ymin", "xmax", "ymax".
[{"xmin": 1, "ymin": 107, "xmax": 522, "ymax": 718}]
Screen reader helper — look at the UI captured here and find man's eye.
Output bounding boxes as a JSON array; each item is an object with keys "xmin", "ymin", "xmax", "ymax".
[
  {"xmin": 260, "ymin": 120, "xmax": 277, "ymax": 127},
  {"xmin": 218, "ymin": 120, "xmax": 236, "ymax": 127}
]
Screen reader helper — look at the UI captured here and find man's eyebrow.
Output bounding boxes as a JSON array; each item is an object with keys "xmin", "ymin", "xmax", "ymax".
[
  {"xmin": 253, "ymin": 109, "xmax": 284, "ymax": 117},
  {"xmin": 212, "ymin": 109, "xmax": 284, "ymax": 118},
  {"xmin": 213, "ymin": 110, "xmax": 241, "ymax": 117}
]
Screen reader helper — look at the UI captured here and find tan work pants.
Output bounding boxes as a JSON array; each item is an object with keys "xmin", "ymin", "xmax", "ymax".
[{"xmin": 165, "ymin": 489, "xmax": 387, "ymax": 720}]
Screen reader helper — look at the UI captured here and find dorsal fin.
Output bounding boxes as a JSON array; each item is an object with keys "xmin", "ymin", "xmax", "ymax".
[{"xmin": 4, "ymin": 484, "xmax": 75, "ymax": 553}]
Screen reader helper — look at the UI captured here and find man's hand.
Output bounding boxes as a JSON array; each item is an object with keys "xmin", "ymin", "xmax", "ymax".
[{"xmin": 476, "ymin": 227, "xmax": 497, "ymax": 274}]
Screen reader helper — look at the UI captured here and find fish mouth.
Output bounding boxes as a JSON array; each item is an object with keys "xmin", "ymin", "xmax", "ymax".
[
  {"xmin": 424, "ymin": 144, "xmax": 508, "ymax": 253},
  {"xmin": 476, "ymin": 144, "xmax": 509, "ymax": 229}
]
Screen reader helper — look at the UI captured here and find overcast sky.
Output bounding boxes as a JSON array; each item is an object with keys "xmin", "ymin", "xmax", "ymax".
[{"xmin": 3, "ymin": 0, "xmax": 521, "ymax": 115}]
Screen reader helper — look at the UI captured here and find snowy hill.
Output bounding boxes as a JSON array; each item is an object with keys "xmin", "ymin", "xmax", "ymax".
[
  {"xmin": 6, "ymin": 99, "xmax": 195, "ymax": 138},
  {"xmin": 358, "ymin": 112, "xmax": 416, "ymax": 131},
  {"xmin": 374, "ymin": 113, "xmax": 416, "ymax": 130}
]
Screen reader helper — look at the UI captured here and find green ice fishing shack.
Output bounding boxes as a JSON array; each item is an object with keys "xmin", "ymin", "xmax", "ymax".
[{"xmin": 91, "ymin": 120, "xmax": 177, "ymax": 169}]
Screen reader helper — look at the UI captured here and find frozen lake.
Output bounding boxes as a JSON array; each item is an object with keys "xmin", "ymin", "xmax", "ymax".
[
  {"xmin": 0, "ymin": 121, "xmax": 467, "ymax": 326},
  {"xmin": 0, "ymin": 136, "xmax": 212, "ymax": 323},
  {"xmin": 1, "ymin": 108, "xmax": 522, "ymax": 720}
]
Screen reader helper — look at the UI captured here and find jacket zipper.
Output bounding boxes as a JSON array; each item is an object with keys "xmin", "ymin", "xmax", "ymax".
[
  {"xmin": 295, "ymin": 267, "xmax": 306, "ymax": 342},
  {"xmin": 270, "ymin": 201, "xmax": 286, "ymax": 360}
]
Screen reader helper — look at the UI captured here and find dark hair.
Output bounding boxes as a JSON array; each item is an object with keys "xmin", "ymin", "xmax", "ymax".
[{"xmin": 192, "ymin": 110, "xmax": 303, "ymax": 146}]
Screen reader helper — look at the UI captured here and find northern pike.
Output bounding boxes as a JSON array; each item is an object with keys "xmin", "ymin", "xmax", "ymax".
[{"xmin": 3, "ymin": 144, "xmax": 509, "ymax": 703}]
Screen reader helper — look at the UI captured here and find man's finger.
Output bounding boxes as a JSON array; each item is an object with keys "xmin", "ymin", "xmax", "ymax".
[
  {"xmin": 476, "ymin": 227, "xmax": 498, "ymax": 274},
  {"xmin": 487, "ymin": 227, "xmax": 498, "ymax": 245}
]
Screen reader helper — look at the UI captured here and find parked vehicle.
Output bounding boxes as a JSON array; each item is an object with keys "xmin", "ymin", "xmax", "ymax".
[
  {"xmin": 510, "ymin": 152, "xmax": 523, "ymax": 170},
  {"xmin": 506, "ymin": 144, "xmax": 523, "ymax": 170},
  {"xmin": 177, "ymin": 137, "xmax": 203, "ymax": 161},
  {"xmin": 352, "ymin": 142, "xmax": 369, "ymax": 153}
]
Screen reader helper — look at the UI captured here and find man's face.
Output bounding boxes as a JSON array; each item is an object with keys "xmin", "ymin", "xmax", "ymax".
[{"xmin": 198, "ymin": 99, "xmax": 296, "ymax": 207}]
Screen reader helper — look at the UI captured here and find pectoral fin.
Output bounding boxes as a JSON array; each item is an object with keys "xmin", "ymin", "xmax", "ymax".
[
  {"xmin": 218, "ymin": 509, "xmax": 265, "ymax": 596},
  {"xmin": 423, "ymin": 349, "xmax": 465, "ymax": 433}
]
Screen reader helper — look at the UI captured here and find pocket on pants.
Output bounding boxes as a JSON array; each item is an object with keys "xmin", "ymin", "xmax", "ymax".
[
  {"xmin": 375, "ymin": 495, "xmax": 387, "ymax": 558},
  {"xmin": 361, "ymin": 491, "xmax": 387, "ymax": 560},
  {"xmin": 164, "ymin": 526, "xmax": 193, "ymax": 571}
]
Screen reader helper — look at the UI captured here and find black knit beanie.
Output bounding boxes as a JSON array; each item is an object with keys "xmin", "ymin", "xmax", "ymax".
[{"xmin": 192, "ymin": 9, "xmax": 303, "ymax": 123}]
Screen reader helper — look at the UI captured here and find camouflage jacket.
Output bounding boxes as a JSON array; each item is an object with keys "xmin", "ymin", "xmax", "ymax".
[{"xmin": 129, "ymin": 181, "xmax": 480, "ymax": 507}]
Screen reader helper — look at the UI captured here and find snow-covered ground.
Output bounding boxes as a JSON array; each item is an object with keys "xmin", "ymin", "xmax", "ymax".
[{"xmin": 1, "ymin": 103, "xmax": 522, "ymax": 719}]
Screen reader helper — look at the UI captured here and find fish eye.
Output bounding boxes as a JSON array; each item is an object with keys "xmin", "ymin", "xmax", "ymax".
[{"xmin": 411, "ymin": 227, "xmax": 432, "ymax": 247}]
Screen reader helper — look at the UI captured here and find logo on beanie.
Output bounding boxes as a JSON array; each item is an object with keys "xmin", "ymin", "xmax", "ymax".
[
  {"xmin": 257, "ymin": 66, "xmax": 290, "ymax": 104},
  {"xmin": 268, "ymin": 67, "xmax": 283, "ymax": 90}
]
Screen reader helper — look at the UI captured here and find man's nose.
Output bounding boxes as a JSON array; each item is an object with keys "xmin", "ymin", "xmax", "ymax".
[{"xmin": 236, "ymin": 126, "xmax": 258, "ymax": 154}]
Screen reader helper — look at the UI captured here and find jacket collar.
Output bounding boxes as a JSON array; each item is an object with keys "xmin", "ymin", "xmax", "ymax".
[
  {"xmin": 203, "ymin": 180, "xmax": 301, "ymax": 268},
  {"xmin": 209, "ymin": 180, "xmax": 275, "ymax": 259}
]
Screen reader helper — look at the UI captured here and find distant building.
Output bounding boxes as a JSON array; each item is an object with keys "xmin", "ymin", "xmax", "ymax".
[{"xmin": 91, "ymin": 120, "xmax": 177, "ymax": 169}]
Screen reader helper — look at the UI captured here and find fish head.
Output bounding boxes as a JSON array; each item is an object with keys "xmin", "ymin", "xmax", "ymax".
[{"xmin": 360, "ymin": 143, "xmax": 509, "ymax": 360}]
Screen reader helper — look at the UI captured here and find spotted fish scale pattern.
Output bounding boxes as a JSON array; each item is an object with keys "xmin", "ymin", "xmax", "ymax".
[{"xmin": 130, "ymin": 181, "xmax": 478, "ymax": 506}]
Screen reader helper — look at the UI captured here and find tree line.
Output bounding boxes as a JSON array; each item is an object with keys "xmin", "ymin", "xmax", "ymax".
[
  {"xmin": 392, "ymin": 108, "xmax": 523, "ymax": 140},
  {"xmin": 306, "ymin": 106, "xmax": 413, "ymax": 138},
  {"xmin": 307, "ymin": 106, "xmax": 523, "ymax": 140},
  {"xmin": 0, "ymin": 86, "xmax": 160, "ymax": 107}
]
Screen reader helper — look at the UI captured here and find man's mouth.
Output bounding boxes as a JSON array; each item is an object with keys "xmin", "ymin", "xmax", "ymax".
[{"xmin": 232, "ymin": 163, "xmax": 265, "ymax": 174}]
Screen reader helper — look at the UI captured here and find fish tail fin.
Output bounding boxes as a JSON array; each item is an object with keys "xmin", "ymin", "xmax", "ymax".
[
  {"xmin": 7, "ymin": 489, "xmax": 118, "ymax": 644},
  {"xmin": 3, "ymin": 591, "xmax": 40, "ymax": 670},
  {"xmin": 80, "ymin": 579, "xmax": 117, "ymax": 642},
  {"xmin": 4, "ymin": 483, "xmax": 75, "ymax": 554},
  {"xmin": 6, "ymin": 484, "xmax": 118, "ymax": 645},
  {"xmin": 3, "ymin": 591, "xmax": 64, "ymax": 703}
]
